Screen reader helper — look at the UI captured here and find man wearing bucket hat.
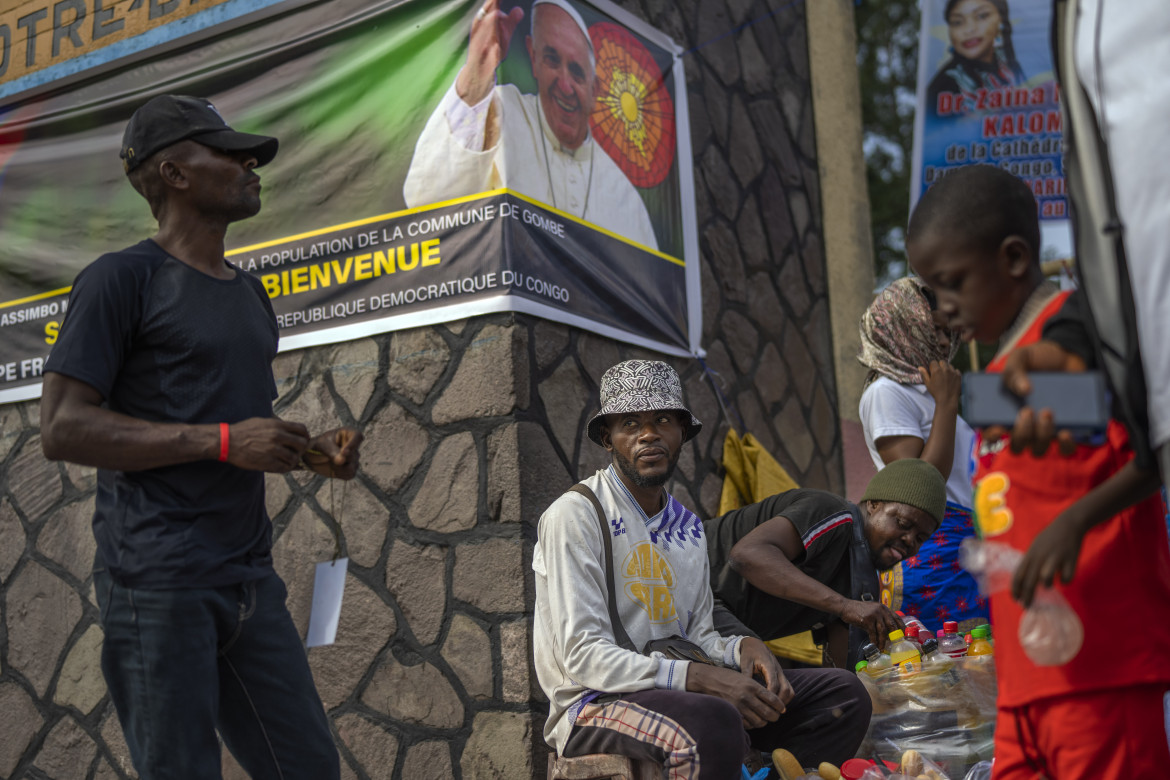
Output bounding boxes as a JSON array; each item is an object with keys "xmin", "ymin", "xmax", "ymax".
[
  {"xmin": 40, "ymin": 95, "xmax": 360, "ymax": 779},
  {"xmin": 707, "ymin": 458, "xmax": 947, "ymax": 669},
  {"xmin": 533, "ymin": 360, "xmax": 872, "ymax": 776}
]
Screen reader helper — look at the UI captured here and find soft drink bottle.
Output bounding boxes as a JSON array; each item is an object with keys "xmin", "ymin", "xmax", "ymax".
[
  {"xmin": 898, "ymin": 610, "xmax": 930, "ymax": 637},
  {"xmin": 905, "ymin": 624, "xmax": 924, "ymax": 652},
  {"xmin": 965, "ymin": 626, "xmax": 997, "ymax": 696},
  {"xmin": 939, "ymin": 620, "xmax": 968, "ymax": 659},
  {"xmin": 968, "ymin": 626, "xmax": 994, "ymax": 657},
  {"xmin": 887, "ymin": 629, "xmax": 921, "ymax": 673}
]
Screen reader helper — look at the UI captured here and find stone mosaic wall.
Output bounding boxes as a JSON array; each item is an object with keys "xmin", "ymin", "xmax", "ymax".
[{"xmin": 0, "ymin": 0, "xmax": 842, "ymax": 776}]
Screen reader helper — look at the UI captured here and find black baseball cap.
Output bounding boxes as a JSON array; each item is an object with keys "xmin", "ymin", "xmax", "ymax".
[{"xmin": 120, "ymin": 95, "xmax": 278, "ymax": 173}]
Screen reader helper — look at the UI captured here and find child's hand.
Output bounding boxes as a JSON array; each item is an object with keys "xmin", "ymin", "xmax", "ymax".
[
  {"xmin": 1010, "ymin": 508, "xmax": 1087, "ymax": 607},
  {"xmin": 986, "ymin": 341, "xmax": 1086, "ymax": 456},
  {"xmin": 919, "ymin": 360, "xmax": 961, "ymax": 411}
]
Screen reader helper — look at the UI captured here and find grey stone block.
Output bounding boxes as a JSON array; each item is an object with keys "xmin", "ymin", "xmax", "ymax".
[
  {"xmin": 409, "ymin": 431, "xmax": 479, "ymax": 533},
  {"xmin": 385, "ymin": 541, "xmax": 447, "ymax": 647},
  {"xmin": 361, "ymin": 656, "xmax": 463, "ymax": 729},
  {"xmin": 308, "ymin": 573, "xmax": 396, "ymax": 709},
  {"xmin": 460, "ymin": 712, "xmax": 533, "ymax": 780},
  {"xmin": 335, "ymin": 712, "xmax": 399, "ymax": 780},
  {"xmin": 5, "ymin": 560, "xmax": 83, "ymax": 696}
]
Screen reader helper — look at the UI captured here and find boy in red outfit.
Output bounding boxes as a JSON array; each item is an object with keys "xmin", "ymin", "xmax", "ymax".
[{"xmin": 908, "ymin": 164, "xmax": 1170, "ymax": 780}]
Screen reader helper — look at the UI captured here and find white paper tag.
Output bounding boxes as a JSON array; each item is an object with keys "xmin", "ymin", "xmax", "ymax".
[{"xmin": 307, "ymin": 557, "xmax": 348, "ymax": 648}]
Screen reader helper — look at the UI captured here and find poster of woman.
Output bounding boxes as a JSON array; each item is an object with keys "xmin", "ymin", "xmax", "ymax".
[
  {"xmin": 926, "ymin": 0, "xmax": 1026, "ymax": 115},
  {"xmin": 911, "ymin": 0, "xmax": 1069, "ymax": 242}
]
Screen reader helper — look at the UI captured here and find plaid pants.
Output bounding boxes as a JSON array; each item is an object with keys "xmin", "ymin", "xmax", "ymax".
[{"xmin": 562, "ymin": 667, "xmax": 871, "ymax": 779}]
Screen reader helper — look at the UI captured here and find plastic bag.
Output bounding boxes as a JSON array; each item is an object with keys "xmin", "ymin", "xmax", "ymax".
[
  {"xmin": 961, "ymin": 761, "xmax": 992, "ymax": 780},
  {"xmin": 959, "ymin": 538, "xmax": 1084, "ymax": 665},
  {"xmin": 858, "ymin": 656, "xmax": 996, "ymax": 778},
  {"xmin": 858, "ymin": 763, "xmax": 950, "ymax": 780}
]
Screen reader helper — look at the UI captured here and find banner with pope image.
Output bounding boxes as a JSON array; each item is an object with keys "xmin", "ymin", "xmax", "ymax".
[{"xmin": 0, "ymin": 0, "xmax": 699, "ymax": 404}]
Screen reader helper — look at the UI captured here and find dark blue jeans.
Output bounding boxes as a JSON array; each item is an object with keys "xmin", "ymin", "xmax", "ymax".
[{"xmin": 94, "ymin": 569, "xmax": 340, "ymax": 780}]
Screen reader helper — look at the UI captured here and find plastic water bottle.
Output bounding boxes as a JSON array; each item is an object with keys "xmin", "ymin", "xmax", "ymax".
[
  {"xmin": 920, "ymin": 637, "xmax": 949, "ymax": 667},
  {"xmin": 860, "ymin": 642, "xmax": 892, "ymax": 676},
  {"xmin": 918, "ymin": 637, "xmax": 964, "ymax": 700},
  {"xmin": 921, "ymin": 638, "xmax": 960, "ymax": 680},
  {"xmin": 887, "ymin": 629, "xmax": 921, "ymax": 673},
  {"xmin": 939, "ymin": 620, "xmax": 968, "ymax": 659}
]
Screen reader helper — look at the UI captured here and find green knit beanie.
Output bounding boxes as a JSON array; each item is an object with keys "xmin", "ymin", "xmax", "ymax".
[{"xmin": 861, "ymin": 459, "xmax": 947, "ymax": 524}]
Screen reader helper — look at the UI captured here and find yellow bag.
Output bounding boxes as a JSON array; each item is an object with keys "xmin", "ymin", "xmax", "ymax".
[{"xmin": 719, "ymin": 429, "xmax": 819, "ymax": 665}]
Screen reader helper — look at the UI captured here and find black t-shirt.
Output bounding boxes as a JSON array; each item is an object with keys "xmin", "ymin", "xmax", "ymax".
[
  {"xmin": 706, "ymin": 489, "xmax": 857, "ymax": 640},
  {"xmin": 45, "ymin": 239, "xmax": 280, "ymax": 588}
]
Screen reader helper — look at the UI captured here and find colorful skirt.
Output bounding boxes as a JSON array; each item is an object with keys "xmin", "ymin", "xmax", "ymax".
[{"xmin": 880, "ymin": 501, "xmax": 988, "ymax": 633}]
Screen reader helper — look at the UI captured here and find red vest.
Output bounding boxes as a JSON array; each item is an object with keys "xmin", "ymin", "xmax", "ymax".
[{"xmin": 975, "ymin": 292, "xmax": 1170, "ymax": 707}]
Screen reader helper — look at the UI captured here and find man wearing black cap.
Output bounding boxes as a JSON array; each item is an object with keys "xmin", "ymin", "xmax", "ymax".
[
  {"xmin": 706, "ymin": 459, "xmax": 946, "ymax": 669},
  {"xmin": 39, "ymin": 95, "xmax": 360, "ymax": 779}
]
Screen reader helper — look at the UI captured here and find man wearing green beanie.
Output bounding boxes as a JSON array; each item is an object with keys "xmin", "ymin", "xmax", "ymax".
[{"xmin": 706, "ymin": 458, "xmax": 946, "ymax": 669}]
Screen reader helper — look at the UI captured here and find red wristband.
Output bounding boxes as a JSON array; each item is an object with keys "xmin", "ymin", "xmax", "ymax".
[{"xmin": 218, "ymin": 422, "xmax": 230, "ymax": 462}]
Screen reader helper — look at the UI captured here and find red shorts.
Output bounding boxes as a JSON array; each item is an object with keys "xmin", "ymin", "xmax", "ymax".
[{"xmin": 992, "ymin": 684, "xmax": 1170, "ymax": 780}]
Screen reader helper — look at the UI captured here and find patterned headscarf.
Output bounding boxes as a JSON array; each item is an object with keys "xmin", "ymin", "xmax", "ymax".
[{"xmin": 857, "ymin": 277, "xmax": 961, "ymax": 387}]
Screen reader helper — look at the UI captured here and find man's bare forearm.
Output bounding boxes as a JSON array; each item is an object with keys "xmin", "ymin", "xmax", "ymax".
[
  {"xmin": 42, "ymin": 375, "xmax": 219, "ymax": 470},
  {"xmin": 41, "ymin": 372, "xmax": 308, "ymax": 473}
]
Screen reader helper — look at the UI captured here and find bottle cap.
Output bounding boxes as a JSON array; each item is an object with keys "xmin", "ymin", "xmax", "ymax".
[
  {"xmin": 841, "ymin": 759, "xmax": 900, "ymax": 780},
  {"xmin": 888, "ymin": 629, "xmax": 905, "ymax": 642},
  {"xmin": 921, "ymin": 638, "xmax": 939, "ymax": 655},
  {"xmin": 977, "ymin": 623, "xmax": 991, "ymax": 635},
  {"xmin": 937, "ymin": 629, "xmax": 945, "ymax": 638},
  {"xmin": 860, "ymin": 642, "xmax": 879, "ymax": 659},
  {"xmin": 944, "ymin": 621, "xmax": 958, "ymax": 633},
  {"xmin": 855, "ymin": 660, "xmax": 868, "ymax": 672},
  {"xmin": 896, "ymin": 611, "xmax": 906, "ymax": 618},
  {"xmin": 972, "ymin": 627, "xmax": 989, "ymax": 638}
]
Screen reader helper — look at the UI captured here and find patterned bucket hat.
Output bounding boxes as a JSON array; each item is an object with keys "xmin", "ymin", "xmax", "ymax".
[{"xmin": 587, "ymin": 360, "xmax": 703, "ymax": 446}]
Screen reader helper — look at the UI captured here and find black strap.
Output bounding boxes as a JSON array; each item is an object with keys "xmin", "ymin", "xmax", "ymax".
[
  {"xmin": 846, "ymin": 502, "xmax": 881, "ymax": 669},
  {"xmin": 567, "ymin": 484, "xmax": 636, "ymax": 652}
]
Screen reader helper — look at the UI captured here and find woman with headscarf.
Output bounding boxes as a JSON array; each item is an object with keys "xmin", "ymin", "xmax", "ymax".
[{"xmin": 858, "ymin": 277, "xmax": 987, "ymax": 632}]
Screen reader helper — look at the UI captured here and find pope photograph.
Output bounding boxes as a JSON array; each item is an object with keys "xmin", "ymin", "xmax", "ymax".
[{"xmin": 403, "ymin": 0, "xmax": 663, "ymax": 250}]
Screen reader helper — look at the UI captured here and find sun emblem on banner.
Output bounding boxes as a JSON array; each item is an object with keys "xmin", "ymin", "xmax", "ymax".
[{"xmin": 588, "ymin": 22, "xmax": 676, "ymax": 189}]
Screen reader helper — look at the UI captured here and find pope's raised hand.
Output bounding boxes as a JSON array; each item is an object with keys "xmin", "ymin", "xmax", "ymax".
[{"xmin": 456, "ymin": 0, "xmax": 526, "ymax": 106}]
